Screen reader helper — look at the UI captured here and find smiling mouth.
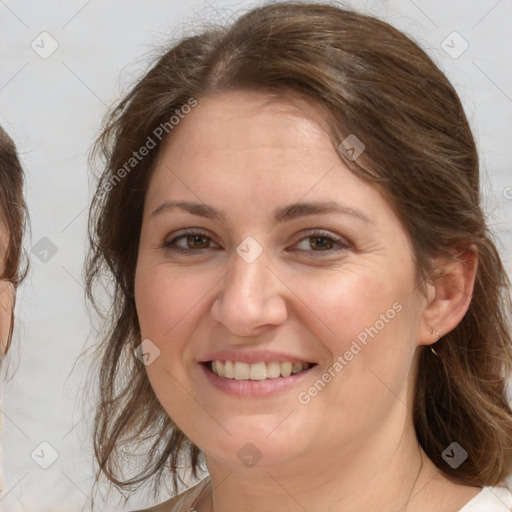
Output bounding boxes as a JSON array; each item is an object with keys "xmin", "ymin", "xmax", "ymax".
[{"xmin": 204, "ymin": 360, "xmax": 316, "ymax": 380}]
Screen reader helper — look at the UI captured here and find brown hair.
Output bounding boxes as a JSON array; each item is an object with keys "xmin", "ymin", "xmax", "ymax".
[
  {"xmin": 0, "ymin": 125, "xmax": 28, "ymax": 356},
  {"xmin": 86, "ymin": 1, "xmax": 512, "ymax": 495}
]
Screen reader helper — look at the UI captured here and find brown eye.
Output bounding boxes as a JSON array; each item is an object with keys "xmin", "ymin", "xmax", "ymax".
[
  {"xmin": 308, "ymin": 236, "xmax": 335, "ymax": 251},
  {"xmin": 163, "ymin": 230, "xmax": 219, "ymax": 254},
  {"xmin": 183, "ymin": 234, "xmax": 211, "ymax": 249},
  {"xmin": 291, "ymin": 230, "xmax": 349, "ymax": 255}
]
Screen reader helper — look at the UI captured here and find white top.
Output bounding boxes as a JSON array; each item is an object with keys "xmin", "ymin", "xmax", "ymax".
[
  {"xmin": 134, "ymin": 479, "xmax": 512, "ymax": 511},
  {"xmin": 459, "ymin": 486, "xmax": 512, "ymax": 511}
]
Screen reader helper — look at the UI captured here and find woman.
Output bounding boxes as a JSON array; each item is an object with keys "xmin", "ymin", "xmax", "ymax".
[
  {"xmin": 0, "ymin": 125, "xmax": 26, "ymax": 359},
  {"xmin": 0, "ymin": 125, "xmax": 28, "ymax": 493},
  {"xmin": 87, "ymin": 3, "xmax": 512, "ymax": 511}
]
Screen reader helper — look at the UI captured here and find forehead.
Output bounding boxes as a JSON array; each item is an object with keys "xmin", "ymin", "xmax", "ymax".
[
  {"xmin": 148, "ymin": 91, "xmax": 353, "ymax": 190},
  {"xmin": 169, "ymin": 91, "xmax": 332, "ymax": 158},
  {"xmin": 143, "ymin": 91, "xmax": 395, "ymax": 230}
]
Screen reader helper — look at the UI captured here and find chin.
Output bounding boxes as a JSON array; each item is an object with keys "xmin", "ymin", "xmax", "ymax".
[{"xmin": 192, "ymin": 414, "xmax": 313, "ymax": 470}]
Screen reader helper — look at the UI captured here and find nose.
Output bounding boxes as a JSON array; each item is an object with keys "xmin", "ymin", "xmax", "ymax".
[{"xmin": 210, "ymin": 247, "xmax": 288, "ymax": 337}]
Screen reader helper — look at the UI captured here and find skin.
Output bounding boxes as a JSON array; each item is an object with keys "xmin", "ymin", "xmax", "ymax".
[
  {"xmin": 135, "ymin": 91, "xmax": 480, "ymax": 512},
  {"xmin": 0, "ymin": 224, "xmax": 14, "ymax": 355}
]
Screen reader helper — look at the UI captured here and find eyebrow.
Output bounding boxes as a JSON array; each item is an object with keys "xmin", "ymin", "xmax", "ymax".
[{"xmin": 151, "ymin": 200, "xmax": 373, "ymax": 225}]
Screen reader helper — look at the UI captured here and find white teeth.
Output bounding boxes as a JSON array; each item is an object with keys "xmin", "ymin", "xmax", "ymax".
[
  {"xmin": 280, "ymin": 361, "xmax": 292, "ymax": 377},
  {"xmin": 249, "ymin": 362, "xmax": 267, "ymax": 380},
  {"xmin": 234, "ymin": 361, "xmax": 249, "ymax": 380},
  {"xmin": 266, "ymin": 361, "xmax": 281, "ymax": 378},
  {"xmin": 225, "ymin": 360, "xmax": 234, "ymax": 377},
  {"xmin": 210, "ymin": 360, "xmax": 312, "ymax": 380}
]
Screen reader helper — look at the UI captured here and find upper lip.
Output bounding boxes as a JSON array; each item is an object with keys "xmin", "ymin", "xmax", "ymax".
[{"xmin": 200, "ymin": 350, "xmax": 317, "ymax": 365}]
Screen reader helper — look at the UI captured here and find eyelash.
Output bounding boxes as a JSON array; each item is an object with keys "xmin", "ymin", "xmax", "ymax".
[{"xmin": 161, "ymin": 229, "xmax": 349, "ymax": 256}]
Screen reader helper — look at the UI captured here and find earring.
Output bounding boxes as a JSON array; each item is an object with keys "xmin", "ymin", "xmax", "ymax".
[
  {"xmin": 430, "ymin": 326, "xmax": 440, "ymax": 339},
  {"xmin": 430, "ymin": 327, "xmax": 440, "ymax": 356}
]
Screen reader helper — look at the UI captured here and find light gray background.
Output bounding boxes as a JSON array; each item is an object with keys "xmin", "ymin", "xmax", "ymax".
[{"xmin": 0, "ymin": 0, "xmax": 511, "ymax": 510}]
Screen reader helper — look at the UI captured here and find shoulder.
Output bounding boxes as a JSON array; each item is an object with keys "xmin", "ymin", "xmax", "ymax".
[
  {"xmin": 459, "ymin": 485, "xmax": 512, "ymax": 511},
  {"xmin": 131, "ymin": 477, "xmax": 211, "ymax": 512}
]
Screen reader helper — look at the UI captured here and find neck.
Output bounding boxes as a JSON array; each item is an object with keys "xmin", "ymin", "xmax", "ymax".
[{"xmin": 202, "ymin": 413, "xmax": 440, "ymax": 512}]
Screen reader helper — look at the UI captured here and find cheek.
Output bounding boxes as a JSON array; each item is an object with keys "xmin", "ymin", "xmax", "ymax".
[
  {"xmin": 292, "ymin": 272, "xmax": 418, "ymax": 440},
  {"xmin": 136, "ymin": 264, "xmax": 195, "ymax": 335},
  {"xmin": 290, "ymin": 262, "xmax": 419, "ymax": 401},
  {"xmin": 134, "ymin": 263, "xmax": 210, "ymax": 423},
  {"xmin": 287, "ymin": 263, "xmax": 403, "ymax": 353},
  {"xmin": 134, "ymin": 261, "xmax": 221, "ymax": 365}
]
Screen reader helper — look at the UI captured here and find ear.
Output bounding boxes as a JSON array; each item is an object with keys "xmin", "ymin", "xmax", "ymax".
[{"xmin": 418, "ymin": 244, "xmax": 478, "ymax": 347}]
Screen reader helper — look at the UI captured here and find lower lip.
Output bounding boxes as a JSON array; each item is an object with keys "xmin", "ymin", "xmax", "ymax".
[{"xmin": 199, "ymin": 363, "xmax": 317, "ymax": 398}]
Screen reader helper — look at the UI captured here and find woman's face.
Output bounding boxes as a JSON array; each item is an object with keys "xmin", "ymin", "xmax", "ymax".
[{"xmin": 135, "ymin": 91, "xmax": 433, "ymax": 470}]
